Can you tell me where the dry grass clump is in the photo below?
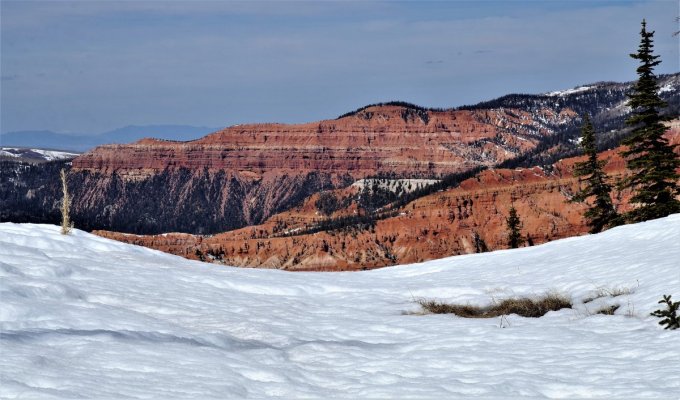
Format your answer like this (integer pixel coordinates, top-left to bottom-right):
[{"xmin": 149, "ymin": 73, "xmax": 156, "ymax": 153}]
[
  {"xmin": 418, "ymin": 293, "xmax": 571, "ymax": 318},
  {"xmin": 583, "ymin": 286, "xmax": 635, "ymax": 304},
  {"xmin": 594, "ymin": 304, "xmax": 620, "ymax": 315}
]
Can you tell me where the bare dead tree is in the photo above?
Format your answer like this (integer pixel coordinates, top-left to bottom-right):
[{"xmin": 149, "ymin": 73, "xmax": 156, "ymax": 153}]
[{"xmin": 60, "ymin": 169, "xmax": 73, "ymax": 235}]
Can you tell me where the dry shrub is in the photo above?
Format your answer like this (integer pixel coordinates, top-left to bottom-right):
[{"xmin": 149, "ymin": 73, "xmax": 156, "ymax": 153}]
[
  {"xmin": 417, "ymin": 302, "xmax": 481, "ymax": 317},
  {"xmin": 419, "ymin": 293, "xmax": 571, "ymax": 318}
]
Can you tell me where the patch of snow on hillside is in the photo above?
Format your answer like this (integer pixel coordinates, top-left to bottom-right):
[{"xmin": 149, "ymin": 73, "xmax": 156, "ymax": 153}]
[
  {"xmin": 1, "ymin": 217, "xmax": 679, "ymax": 398},
  {"xmin": 658, "ymin": 83, "xmax": 676, "ymax": 94},
  {"xmin": 0, "ymin": 149, "xmax": 21, "ymax": 158},
  {"xmin": 352, "ymin": 178, "xmax": 439, "ymax": 193},
  {"xmin": 0, "ymin": 147, "xmax": 79, "ymax": 161},
  {"xmin": 546, "ymin": 86, "xmax": 593, "ymax": 97},
  {"xmin": 31, "ymin": 149, "xmax": 80, "ymax": 161}
]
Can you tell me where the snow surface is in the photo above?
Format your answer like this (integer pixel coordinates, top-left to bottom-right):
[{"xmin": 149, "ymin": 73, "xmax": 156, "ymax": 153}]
[
  {"xmin": 0, "ymin": 148, "xmax": 79, "ymax": 161},
  {"xmin": 658, "ymin": 83, "xmax": 677, "ymax": 94},
  {"xmin": 1, "ymin": 217, "xmax": 680, "ymax": 399},
  {"xmin": 352, "ymin": 178, "xmax": 440, "ymax": 193},
  {"xmin": 546, "ymin": 86, "xmax": 593, "ymax": 97}
]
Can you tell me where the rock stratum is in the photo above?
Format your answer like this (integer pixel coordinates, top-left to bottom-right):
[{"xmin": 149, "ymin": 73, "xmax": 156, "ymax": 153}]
[{"xmin": 74, "ymin": 106, "xmax": 558, "ymax": 175}]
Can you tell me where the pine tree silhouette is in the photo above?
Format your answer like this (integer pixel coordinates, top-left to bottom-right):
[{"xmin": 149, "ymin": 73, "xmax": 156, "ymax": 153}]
[
  {"xmin": 571, "ymin": 114, "xmax": 621, "ymax": 233},
  {"xmin": 506, "ymin": 206, "xmax": 524, "ymax": 249},
  {"xmin": 619, "ymin": 20, "xmax": 680, "ymax": 222},
  {"xmin": 650, "ymin": 295, "xmax": 679, "ymax": 330}
]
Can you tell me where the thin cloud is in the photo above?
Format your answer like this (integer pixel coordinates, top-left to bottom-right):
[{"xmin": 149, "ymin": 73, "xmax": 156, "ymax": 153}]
[{"xmin": 1, "ymin": 1, "xmax": 678, "ymax": 134}]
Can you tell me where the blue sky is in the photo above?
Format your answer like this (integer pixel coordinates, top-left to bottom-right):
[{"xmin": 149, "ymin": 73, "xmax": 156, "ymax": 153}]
[{"xmin": 1, "ymin": 0, "xmax": 678, "ymax": 135}]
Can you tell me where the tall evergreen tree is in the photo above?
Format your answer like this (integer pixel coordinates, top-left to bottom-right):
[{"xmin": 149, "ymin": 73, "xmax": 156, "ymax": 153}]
[
  {"xmin": 571, "ymin": 114, "xmax": 621, "ymax": 233},
  {"xmin": 506, "ymin": 206, "xmax": 524, "ymax": 249},
  {"xmin": 619, "ymin": 20, "xmax": 680, "ymax": 222}
]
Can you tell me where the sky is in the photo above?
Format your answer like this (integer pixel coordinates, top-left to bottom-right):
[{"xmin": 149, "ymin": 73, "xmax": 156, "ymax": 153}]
[{"xmin": 1, "ymin": 0, "xmax": 679, "ymax": 135}]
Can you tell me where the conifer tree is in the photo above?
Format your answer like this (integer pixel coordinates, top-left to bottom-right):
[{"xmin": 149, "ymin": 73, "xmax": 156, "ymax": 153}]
[
  {"xmin": 526, "ymin": 234, "xmax": 534, "ymax": 247},
  {"xmin": 506, "ymin": 206, "xmax": 524, "ymax": 248},
  {"xmin": 473, "ymin": 232, "xmax": 489, "ymax": 253},
  {"xmin": 619, "ymin": 20, "xmax": 680, "ymax": 222},
  {"xmin": 650, "ymin": 294, "xmax": 679, "ymax": 330},
  {"xmin": 571, "ymin": 115, "xmax": 621, "ymax": 233}
]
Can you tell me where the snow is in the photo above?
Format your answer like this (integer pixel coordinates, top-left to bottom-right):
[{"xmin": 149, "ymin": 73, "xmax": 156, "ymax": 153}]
[
  {"xmin": 546, "ymin": 86, "xmax": 593, "ymax": 97},
  {"xmin": 0, "ymin": 149, "xmax": 21, "ymax": 158},
  {"xmin": 32, "ymin": 149, "xmax": 79, "ymax": 161},
  {"xmin": 658, "ymin": 83, "xmax": 677, "ymax": 94},
  {"xmin": 0, "ymin": 147, "xmax": 79, "ymax": 161},
  {"xmin": 352, "ymin": 178, "xmax": 440, "ymax": 193},
  {"xmin": 1, "ymin": 216, "xmax": 680, "ymax": 399}
]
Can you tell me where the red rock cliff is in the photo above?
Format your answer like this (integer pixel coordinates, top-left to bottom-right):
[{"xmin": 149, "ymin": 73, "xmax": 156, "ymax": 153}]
[
  {"xmin": 73, "ymin": 106, "xmax": 571, "ymax": 178},
  {"xmin": 94, "ymin": 124, "xmax": 680, "ymax": 271}
]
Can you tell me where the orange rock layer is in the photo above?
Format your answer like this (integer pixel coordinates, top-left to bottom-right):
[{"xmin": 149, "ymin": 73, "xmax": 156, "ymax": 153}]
[
  {"xmin": 73, "ymin": 106, "xmax": 572, "ymax": 179},
  {"xmin": 93, "ymin": 123, "xmax": 680, "ymax": 270},
  {"xmin": 93, "ymin": 142, "xmax": 672, "ymax": 272}
]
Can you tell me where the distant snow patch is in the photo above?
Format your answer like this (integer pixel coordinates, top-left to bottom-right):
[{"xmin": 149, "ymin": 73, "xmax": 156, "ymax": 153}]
[
  {"xmin": 0, "ymin": 147, "xmax": 80, "ymax": 161},
  {"xmin": 658, "ymin": 83, "xmax": 676, "ymax": 94},
  {"xmin": 546, "ymin": 86, "xmax": 593, "ymax": 97}
]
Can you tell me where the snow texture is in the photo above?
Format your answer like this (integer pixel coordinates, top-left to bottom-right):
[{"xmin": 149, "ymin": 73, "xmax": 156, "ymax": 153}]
[
  {"xmin": 658, "ymin": 83, "xmax": 677, "ymax": 94},
  {"xmin": 0, "ymin": 148, "xmax": 79, "ymax": 161},
  {"xmin": 545, "ymin": 86, "xmax": 593, "ymax": 97},
  {"xmin": 1, "ymin": 216, "xmax": 680, "ymax": 399},
  {"xmin": 352, "ymin": 178, "xmax": 440, "ymax": 193}
]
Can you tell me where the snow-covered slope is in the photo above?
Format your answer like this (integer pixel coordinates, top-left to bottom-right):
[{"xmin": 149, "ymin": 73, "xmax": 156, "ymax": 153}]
[
  {"xmin": 545, "ymin": 85, "xmax": 594, "ymax": 97},
  {"xmin": 0, "ymin": 147, "xmax": 79, "ymax": 162},
  {"xmin": 1, "ymin": 217, "xmax": 679, "ymax": 399}
]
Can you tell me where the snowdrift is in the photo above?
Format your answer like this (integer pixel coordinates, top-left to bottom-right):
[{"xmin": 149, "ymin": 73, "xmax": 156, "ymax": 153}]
[{"xmin": 1, "ymin": 216, "xmax": 679, "ymax": 398}]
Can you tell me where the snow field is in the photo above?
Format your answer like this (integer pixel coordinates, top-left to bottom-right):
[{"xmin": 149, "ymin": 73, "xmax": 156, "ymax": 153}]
[
  {"xmin": 1, "ymin": 216, "xmax": 679, "ymax": 398},
  {"xmin": 0, "ymin": 148, "xmax": 79, "ymax": 161}
]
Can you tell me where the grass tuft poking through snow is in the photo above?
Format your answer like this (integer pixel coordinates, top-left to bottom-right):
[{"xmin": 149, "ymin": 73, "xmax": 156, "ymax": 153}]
[
  {"xmin": 418, "ymin": 293, "xmax": 572, "ymax": 318},
  {"xmin": 583, "ymin": 285, "xmax": 636, "ymax": 303}
]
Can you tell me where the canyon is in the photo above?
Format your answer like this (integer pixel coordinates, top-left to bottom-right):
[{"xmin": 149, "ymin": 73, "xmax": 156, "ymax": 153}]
[
  {"xmin": 68, "ymin": 104, "xmax": 572, "ymax": 234},
  {"xmin": 1, "ymin": 74, "xmax": 678, "ymax": 249},
  {"xmin": 94, "ymin": 121, "xmax": 680, "ymax": 270}
]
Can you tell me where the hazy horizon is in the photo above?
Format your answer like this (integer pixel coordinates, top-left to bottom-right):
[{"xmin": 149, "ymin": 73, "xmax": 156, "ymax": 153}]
[{"xmin": 2, "ymin": 0, "xmax": 679, "ymax": 136}]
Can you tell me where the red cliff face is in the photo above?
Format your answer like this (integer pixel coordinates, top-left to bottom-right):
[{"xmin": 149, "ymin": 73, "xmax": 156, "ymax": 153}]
[
  {"xmin": 73, "ymin": 106, "xmax": 569, "ymax": 177},
  {"xmin": 70, "ymin": 105, "xmax": 575, "ymax": 233},
  {"xmin": 93, "ymin": 161, "xmax": 599, "ymax": 270},
  {"xmin": 93, "ymin": 124, "xmax": 680, "ymax": 271}
]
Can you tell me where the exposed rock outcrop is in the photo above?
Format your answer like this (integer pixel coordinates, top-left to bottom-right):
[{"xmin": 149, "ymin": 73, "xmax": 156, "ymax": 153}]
[
  {"xmin": 69, "ymin": 104, "xmax": 575, "ymax": 233},
  {"xmin": 93, "ymin": 124, "xmax": 680, "ymax": 271}
]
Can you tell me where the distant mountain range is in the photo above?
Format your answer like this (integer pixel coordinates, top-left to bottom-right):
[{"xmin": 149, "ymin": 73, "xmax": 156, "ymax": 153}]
[
  {"xmin": 1, "ymin": 74, "xmax": 678, "ymax": 243},
  {"xmin": 0, "ymin": 125, "xmax": 219, "ymax": 152}
]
